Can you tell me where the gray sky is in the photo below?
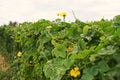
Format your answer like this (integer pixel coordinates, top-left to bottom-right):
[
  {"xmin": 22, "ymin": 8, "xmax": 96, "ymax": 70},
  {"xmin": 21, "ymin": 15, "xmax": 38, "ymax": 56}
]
[{"xmin": 0, "ymin": 0, "xmax": 120, "ymax": 25}]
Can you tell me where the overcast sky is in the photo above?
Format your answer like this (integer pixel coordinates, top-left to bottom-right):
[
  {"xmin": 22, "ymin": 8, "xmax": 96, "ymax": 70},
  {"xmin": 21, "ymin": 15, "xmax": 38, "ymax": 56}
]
[{"xmin": 0, "ymin": 0, "xmax": 120, "ymax": 25}]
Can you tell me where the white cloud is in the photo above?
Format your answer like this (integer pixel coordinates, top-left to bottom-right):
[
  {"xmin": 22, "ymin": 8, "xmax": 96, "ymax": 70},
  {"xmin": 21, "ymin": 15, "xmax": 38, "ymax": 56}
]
[{"xmin": 0, "ymin": 0, "xmax": 120, "ymax": 25}]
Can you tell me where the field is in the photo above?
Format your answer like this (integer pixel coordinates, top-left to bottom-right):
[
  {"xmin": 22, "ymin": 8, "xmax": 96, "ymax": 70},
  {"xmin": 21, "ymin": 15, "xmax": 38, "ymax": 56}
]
[{"xmin": 0, "ymin": 14, "xmax": 120, "ymax": 80}]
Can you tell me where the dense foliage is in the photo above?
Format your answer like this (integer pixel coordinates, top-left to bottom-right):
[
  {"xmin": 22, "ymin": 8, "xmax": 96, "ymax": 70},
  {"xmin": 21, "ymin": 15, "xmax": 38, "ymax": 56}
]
[{"xmin": 0, "ymin": 15, "xmax": 120, "ymax": 80}]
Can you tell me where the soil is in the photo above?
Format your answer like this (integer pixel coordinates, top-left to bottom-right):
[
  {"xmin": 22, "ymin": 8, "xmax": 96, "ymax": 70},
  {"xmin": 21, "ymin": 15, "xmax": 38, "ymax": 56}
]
[{"xmin": 0, "ymin": 55, "xmax": 8, "ymax": 71}]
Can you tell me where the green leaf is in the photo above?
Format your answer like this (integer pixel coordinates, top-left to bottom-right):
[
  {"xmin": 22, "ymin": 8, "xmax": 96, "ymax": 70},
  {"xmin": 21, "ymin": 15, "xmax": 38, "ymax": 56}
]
[
  {"xmin": 97, "ymin": 60, "xmax": 110, "ymax": 73},
  {"xmin": 70, "ymin": 49, "xmax": 90, "ymax": 59},
  {"xmin": 78, "ymin": 38, "xmax": 86, "ymax": 51},
  {"xmin": 83, "ymin": 25, "xmax": 89, "ymax": 35},
  {"xmin": 51, "ymin": 39, "xmax": 59, "ymax": 47},
  {"xmin": 81, "ymin": 74, "xmax": 93, "ymax": 80},
  {"xmin": 82, "ymin": 66, "xmax": 99, "ymax": 80},
  {"xmin": 52, "ymin": 44, "xmax": 67, "ymax": 58},
  {"xmin": 43, "ymin": 58, "xmax": 74, "ymax": 80},
  {"xmin": 97, "ymin": 45, "xmax": 116, "ymax": 56}
]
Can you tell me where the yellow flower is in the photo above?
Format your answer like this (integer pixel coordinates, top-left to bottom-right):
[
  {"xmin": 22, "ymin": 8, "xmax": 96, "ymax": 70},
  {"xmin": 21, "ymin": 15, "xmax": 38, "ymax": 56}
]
[
  {"xmin": 46, "ymin": 26, "xmax": 52, "ymax": 29},
  {"xmin": 74, "ymin": 66, "xmax": 79, "ymax": 71},
  {"xmin": 70, "ymin": 67, "xmax": 80, "ymax": 78},
  {"xmin": 57, "ymin": 12, "xmax": 67, "ymax": 17},
  {"xmin": 17, "ymin": 51, "xmax": 22, "ymax": 57},
  {"xmin": 67, "ymin": 47, "xmax": 73, "ymax": 52}
]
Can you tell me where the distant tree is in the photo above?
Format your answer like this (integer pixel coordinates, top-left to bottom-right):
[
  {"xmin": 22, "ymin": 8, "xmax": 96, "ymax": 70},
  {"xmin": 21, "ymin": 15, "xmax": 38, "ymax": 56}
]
[
  {"xmin": 8, "ymin": 21, "xmax": 18, "ymax": 26},
  {"xmin": 113, "ymin": 15, "xmax": 120, "ymax": 27}
]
